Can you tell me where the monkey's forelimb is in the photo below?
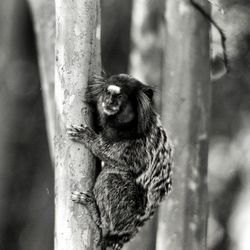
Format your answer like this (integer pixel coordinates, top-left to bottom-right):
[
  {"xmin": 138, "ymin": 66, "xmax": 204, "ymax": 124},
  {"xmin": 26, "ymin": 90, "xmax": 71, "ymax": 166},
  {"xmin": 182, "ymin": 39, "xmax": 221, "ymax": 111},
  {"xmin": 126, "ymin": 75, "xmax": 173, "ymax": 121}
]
[
  {"xmin": 67, "ymin": 124, "xmax": 133, "ymax": 168},
  {"xmin": 67, "ymin": 125, "xmax": 117, "ymax": 163}
]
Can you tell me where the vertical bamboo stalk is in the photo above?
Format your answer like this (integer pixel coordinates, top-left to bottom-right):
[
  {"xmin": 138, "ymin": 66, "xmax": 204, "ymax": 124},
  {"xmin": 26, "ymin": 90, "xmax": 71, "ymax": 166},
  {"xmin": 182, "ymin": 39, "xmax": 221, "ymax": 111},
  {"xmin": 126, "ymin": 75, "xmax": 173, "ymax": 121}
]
[
  {"xmin": 157, "ymin": 0, "xmax": 210, "ymax": 250},
  {"xmin": 54, "ymin": 0, "xmax": 101, "ymax": 249}
]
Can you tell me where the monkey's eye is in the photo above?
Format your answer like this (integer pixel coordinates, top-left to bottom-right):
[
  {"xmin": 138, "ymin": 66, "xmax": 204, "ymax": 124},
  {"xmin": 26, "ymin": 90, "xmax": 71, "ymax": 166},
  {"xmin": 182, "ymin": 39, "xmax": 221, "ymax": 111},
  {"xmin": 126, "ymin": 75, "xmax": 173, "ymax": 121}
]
[{"xmin": 105, "ymin": 89, "xmax": 112, "ymax": 96}]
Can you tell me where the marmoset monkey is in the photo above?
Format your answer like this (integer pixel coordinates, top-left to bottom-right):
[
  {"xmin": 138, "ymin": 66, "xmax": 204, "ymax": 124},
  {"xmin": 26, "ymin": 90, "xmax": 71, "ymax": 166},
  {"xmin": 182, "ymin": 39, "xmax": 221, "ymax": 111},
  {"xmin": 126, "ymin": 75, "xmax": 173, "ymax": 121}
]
[{"xmin": 67, "ymin": 73, "xmax": 173, "ymax": 250}]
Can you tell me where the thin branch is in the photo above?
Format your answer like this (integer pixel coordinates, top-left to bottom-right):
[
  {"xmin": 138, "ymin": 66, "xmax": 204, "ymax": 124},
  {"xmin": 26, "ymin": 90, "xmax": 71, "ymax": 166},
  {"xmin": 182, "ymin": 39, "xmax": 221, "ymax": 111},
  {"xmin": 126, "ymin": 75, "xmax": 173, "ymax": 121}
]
[
  {"xmin": 190, "ymin": 0, "xmax": 229, "ymax": 73},
  {"xmin": 207, "ymin": 0, "xmax": 225, "ymax": 14}
]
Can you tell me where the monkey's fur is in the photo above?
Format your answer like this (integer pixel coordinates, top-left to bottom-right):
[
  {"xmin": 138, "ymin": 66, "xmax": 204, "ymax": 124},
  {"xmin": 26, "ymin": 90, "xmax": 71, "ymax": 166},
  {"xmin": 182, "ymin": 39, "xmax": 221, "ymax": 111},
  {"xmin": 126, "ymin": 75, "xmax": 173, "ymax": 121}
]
[{"xmin": 67, "ymin": 74, "xmax": 173, "ymax": 250}]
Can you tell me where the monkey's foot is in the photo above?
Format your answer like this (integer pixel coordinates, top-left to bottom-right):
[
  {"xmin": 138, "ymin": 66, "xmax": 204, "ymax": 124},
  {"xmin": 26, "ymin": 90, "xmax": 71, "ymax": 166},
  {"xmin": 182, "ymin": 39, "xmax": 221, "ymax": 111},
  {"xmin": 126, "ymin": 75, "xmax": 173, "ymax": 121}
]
[
  {"xmin": 67, "ymin": 124, "xmax": 94, "ymax": 141},
  {"xmin": 113, "ymin": 243, "xmax": 123, "ymax": 250},
  {"xmin": 71, "ymin": 190, "xmax": 102, "ymax": 229},
  {"xmin": 71, "ymin": 190, "xmax": 94, "ymax": 204},
  {"xmin": 110, "ymin": 233, "xmax": 132, "ymax": 250}
]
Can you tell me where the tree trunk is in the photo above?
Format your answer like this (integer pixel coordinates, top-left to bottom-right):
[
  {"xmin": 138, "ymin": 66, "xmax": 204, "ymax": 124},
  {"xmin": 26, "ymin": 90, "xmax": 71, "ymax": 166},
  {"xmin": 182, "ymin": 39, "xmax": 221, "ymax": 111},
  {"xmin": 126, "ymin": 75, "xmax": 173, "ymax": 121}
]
[
  {"xmin": 123, "ymin": 1, "xmax": 165, "ymax": 250},
  {"xmin": 54, "ymin": 0, "xmax": 101, "ymax": 250},
  {"xmin": 27, "ymin": 0, "xmax": 56, "ymax": 161},
  {"xmin": 157, "ymin": 0, "xmax": 210, "ymax": 250}
]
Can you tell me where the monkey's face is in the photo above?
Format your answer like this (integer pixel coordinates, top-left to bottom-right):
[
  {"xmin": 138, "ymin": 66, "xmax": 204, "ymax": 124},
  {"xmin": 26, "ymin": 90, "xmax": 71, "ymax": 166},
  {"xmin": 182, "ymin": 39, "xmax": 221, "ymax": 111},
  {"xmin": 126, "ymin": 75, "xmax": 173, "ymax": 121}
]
[
  {"xmin": 101, "ymin": 85, "xmax": 123, "ymax": 116},
  {"xmin": 101, "ymin": 85, "xmax": 124, "ymax": 115},
  {"xmin": 98, "ymin": 83, "xmax": 135, "ymax": 125}
]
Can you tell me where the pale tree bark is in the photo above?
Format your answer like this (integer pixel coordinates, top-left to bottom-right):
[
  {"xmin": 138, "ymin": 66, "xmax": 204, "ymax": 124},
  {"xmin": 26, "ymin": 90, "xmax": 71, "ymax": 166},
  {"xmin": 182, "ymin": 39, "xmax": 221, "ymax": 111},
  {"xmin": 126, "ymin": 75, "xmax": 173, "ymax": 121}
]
[
  {"xmin": 123, "ymin": 1, "xmax": 165, "ymax": 250},
  {"xmin": 157, "ymin": 0, "xmax": 210, "ymax": 250},
  {"xmin": 54, "ymin": 1, "xmax": 101, "ymax": 250},
  {"xmin": 27, "ymin": 0, "xmax": 56, "ymax": 161}
]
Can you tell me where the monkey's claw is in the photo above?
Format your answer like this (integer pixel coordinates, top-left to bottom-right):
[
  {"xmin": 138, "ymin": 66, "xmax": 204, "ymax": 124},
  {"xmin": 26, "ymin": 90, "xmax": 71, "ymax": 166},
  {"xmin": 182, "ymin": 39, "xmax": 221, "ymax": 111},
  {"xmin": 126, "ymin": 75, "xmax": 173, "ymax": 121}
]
[
  {"xmin": 71, "ymin": 191, "xmax": 82, "ymax": 203},
  {"xmin": 71, "ymin": 190, "xmax": 94, "ymax": 204},
  {"xmin": 67, "ymin": 125, "xmax": 84, "ymax": 140},
  {"xmin": 67, "ymin": 124, "xmax": 94, "ymax": 141},
  {"xmin": 113, "ymin": 243, "xmax": 123, "ymax": 250}
]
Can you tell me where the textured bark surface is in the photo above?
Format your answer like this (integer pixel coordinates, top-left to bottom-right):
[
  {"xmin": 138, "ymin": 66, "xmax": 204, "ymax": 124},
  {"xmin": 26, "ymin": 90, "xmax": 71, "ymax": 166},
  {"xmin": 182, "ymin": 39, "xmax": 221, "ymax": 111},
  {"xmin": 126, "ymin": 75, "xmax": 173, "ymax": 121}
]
[
  {"xmin": 54, "ymin": 1, "xmax": 101, "ymax": 250},
  {"xmin": 27, "ymin": 0, "xmax": 56, "ymax": 160},
  {"xmin": 157, "ymin": 0, "xmax": 210, "ymax": 250}
]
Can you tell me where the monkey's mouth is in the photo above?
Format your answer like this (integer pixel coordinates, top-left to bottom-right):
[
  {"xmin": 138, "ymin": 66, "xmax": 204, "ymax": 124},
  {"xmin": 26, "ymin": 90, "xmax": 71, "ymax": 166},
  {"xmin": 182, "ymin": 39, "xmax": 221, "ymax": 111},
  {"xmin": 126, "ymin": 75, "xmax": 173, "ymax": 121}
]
[{"xmin": 102, "ymin": 102, "xmax": 119, "ymax": 116}]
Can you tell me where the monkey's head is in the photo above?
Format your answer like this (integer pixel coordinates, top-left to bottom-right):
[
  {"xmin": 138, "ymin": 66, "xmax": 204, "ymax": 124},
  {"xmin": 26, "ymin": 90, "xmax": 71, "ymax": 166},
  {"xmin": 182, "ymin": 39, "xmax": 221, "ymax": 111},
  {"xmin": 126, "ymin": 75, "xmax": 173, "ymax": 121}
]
[{"xmin": 86, "ymin": 73, "xmax": 155, "ymax": 136}]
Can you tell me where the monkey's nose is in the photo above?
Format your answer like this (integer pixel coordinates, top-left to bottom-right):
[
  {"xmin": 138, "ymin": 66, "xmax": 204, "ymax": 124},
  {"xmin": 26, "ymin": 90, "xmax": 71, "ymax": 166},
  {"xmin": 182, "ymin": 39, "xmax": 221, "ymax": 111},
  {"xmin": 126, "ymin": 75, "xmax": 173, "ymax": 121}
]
[
  {"xmin": 106, "ymin": 99, "xmax": 112, "ymax": 105},
  {"xmin": 106, "ymin": 96, "xmax": 115, "ymax": 105}
]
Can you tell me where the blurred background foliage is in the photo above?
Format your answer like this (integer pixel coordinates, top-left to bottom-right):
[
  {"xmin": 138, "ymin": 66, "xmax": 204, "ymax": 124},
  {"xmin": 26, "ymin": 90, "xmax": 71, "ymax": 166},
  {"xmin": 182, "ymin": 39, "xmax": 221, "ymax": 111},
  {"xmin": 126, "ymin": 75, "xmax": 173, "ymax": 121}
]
[{"xmin": 0, "ymin": 0, "xmax": 249, "ymax": 249}]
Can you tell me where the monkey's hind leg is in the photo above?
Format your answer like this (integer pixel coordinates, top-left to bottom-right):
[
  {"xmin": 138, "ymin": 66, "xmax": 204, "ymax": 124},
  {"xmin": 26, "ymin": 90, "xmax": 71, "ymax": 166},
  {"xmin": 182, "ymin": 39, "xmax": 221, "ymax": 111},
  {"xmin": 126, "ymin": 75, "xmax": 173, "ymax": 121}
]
[{"xmin": 103, "ymin": 232, "xmax": 133, "ymax": 250}]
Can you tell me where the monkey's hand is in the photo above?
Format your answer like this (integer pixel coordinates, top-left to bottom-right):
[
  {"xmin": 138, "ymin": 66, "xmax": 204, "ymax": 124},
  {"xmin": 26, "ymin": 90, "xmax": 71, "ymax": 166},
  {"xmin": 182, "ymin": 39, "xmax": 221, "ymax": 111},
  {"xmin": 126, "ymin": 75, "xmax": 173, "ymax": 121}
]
[
  {"xmin": 67, "ymin": 124, "xmax": 125, "ymax": 167},
  {"xmin": 67, "ymin": 124, "xmax": 96, "ymax": 145}
]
